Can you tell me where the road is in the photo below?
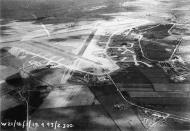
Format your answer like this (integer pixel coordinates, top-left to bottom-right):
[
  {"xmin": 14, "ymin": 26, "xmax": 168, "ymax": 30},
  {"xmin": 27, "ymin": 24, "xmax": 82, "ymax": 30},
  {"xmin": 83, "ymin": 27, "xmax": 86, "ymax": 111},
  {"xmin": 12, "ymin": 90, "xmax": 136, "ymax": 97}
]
[{"xmin": 88, "ymin": 76, "xmax": 146, "ymax": 131}]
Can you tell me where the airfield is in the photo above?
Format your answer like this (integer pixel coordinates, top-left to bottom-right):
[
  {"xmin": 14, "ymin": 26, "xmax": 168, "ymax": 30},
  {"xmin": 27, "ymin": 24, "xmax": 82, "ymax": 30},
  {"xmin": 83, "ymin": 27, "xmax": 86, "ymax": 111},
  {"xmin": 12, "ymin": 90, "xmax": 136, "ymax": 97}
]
[{"xmin": 1, "ymin": 0, "xmax": 190, "ymax": 131}]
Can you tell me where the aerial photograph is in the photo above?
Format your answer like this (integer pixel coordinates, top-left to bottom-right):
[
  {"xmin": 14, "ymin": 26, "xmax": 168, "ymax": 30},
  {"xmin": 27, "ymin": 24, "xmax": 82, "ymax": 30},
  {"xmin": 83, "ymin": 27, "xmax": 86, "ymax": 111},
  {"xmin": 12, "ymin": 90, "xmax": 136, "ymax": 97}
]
[{"xmin": 0, "ymin": 0, "xmax": 190, "ymax": 131}]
